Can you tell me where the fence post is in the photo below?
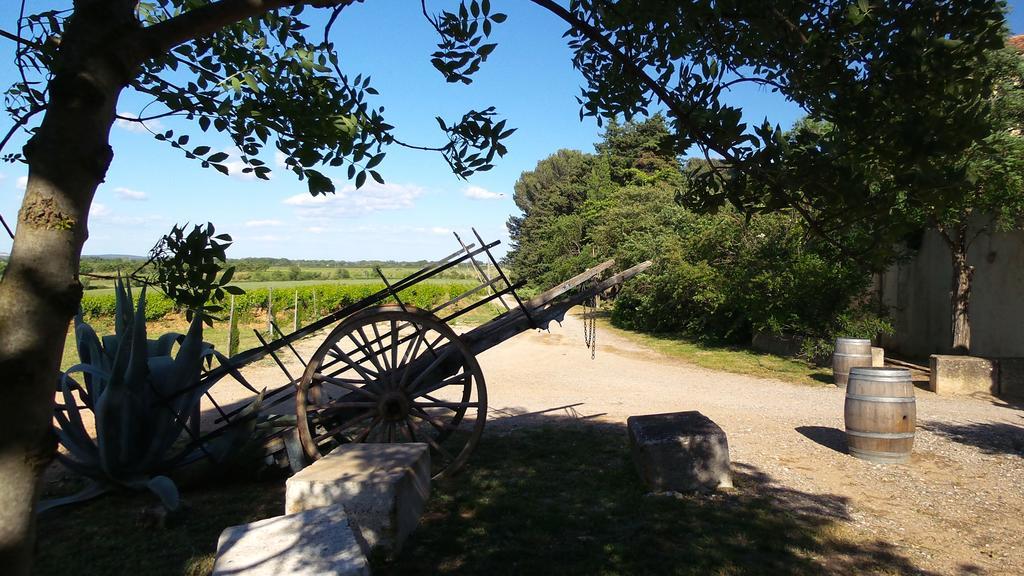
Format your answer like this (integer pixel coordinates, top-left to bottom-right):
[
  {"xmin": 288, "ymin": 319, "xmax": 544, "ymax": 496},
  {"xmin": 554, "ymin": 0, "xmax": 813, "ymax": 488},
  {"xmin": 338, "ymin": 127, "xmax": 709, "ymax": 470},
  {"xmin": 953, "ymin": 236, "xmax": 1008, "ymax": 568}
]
[
  {"xmin": 293, "ymin": 289, "xmax": 299, "ymax": 332},
  {"xmin": 227, "ymin": 295, "xmax": 239, "ymax": 357},
  {"xmin": 267, "ymin": 286, "xmax": 274, "ymax": 336}
]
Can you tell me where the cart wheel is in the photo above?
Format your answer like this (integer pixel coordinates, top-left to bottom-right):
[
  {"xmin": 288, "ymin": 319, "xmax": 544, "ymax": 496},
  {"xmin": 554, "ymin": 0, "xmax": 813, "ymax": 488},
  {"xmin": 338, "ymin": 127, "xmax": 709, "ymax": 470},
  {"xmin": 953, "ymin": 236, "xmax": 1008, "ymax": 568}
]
[{"xmin": 296, "ymin": 304, "xmax": 486, "ymax": 479}]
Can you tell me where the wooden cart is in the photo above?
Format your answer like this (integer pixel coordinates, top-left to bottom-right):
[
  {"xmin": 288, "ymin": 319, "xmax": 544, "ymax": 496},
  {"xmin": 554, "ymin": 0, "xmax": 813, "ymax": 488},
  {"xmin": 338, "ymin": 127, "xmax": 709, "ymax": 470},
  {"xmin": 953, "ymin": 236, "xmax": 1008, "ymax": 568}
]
[{"xmin": 192, "ymin": 230, "xmax": 651, "ymax": 478}]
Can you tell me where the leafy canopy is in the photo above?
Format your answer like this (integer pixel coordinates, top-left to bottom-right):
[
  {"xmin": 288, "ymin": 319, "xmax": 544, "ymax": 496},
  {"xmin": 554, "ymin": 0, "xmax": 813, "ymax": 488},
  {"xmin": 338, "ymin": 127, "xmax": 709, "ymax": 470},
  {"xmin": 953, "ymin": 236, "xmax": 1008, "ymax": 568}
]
[{"xmin": 4, "ymin": 0, "xmax": 516, "ymax": 195}]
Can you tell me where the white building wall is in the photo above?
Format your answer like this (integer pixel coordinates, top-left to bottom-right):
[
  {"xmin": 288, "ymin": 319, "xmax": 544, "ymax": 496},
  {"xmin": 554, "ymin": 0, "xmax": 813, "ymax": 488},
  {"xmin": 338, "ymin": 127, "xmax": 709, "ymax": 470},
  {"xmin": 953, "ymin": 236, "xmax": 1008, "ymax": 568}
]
[{"xmin": 880, "ymin": 226, "xmax": 1024, "ymax": 359}]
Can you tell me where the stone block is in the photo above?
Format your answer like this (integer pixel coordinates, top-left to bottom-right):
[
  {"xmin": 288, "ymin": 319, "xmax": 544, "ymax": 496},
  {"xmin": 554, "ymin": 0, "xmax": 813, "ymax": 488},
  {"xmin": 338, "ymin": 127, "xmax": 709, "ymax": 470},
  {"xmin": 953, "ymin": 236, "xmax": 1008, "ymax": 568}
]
[
  {"xmin": 627, "ymin": 411, "xmax": 732, "ymax": 492},
  {"xmin": 997, "ymin": 358, "xmax": 1024, "ymax": 398},
  {"xmin": 751, "ymin": 331, "xmax": 804, "ymax": 357},
  {"xmin": 212, "ymin": 505, "xmax": 368, "ymax": 576},
  {"xmin": 929, "ymin": 355, "xmax": 999, "ymax": 395},
  {"xmin": 286, "ymin": 443, "xmax": 430, "ymax": 555},
  {"xmin": 871, "ymin": 347, "xmax": 885, "ymax": 367}
]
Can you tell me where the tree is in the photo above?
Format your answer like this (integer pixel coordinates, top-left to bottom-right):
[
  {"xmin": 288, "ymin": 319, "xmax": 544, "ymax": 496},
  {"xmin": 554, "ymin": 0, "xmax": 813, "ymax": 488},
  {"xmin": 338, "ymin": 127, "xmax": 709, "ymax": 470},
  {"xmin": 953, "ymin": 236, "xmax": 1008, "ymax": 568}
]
[
  {"xmin": 931, "ymin": 44, "xmax": 1024, "ymax": 353},
  {"xmin": 767, "ymin": 43, "xmax": 1024, "ymax": 353},
  {"xmin": 506, "ymin": 148, "xmax": 596, "ymax": 285},
  {"xmin": 0, "ymin": 2, "xmax": 1009, "ymax": 572}
]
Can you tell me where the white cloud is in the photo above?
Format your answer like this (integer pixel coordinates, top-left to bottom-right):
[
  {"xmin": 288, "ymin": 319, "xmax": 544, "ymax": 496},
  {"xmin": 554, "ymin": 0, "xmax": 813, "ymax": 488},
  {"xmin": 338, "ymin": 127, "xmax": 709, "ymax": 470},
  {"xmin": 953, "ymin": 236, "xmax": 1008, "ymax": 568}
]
[
  {"xmin": 91, "ymin": 203, "xmax": 111, "ymax": 217},
  {"xmin": 464, "ymin": 185, "xmax": 504, "ymax": 200},
  {"xmin": 16, "ymin": 176, "xmax": 27, "ymax": 190},
  {"xmin": 307, "ymin": 226, "xmax": 326, "ymax": 234},
  {"xmin": 429, "ymin": 227, "xmax": 452, "ymax": 235},
  {"xmin": 114, "ymin": 186, "xmax": 147, "ymax": 201},
  {"xmin": 245, "ymin": 219, "xmax": 283, "ymax": 228},
  {"xmin": 283, "ymin": 181, "xmax": 424, "ymax": 219},
  {"xmin": 114, "ymin": 112, "xmax": 164, "ymax": 133}
]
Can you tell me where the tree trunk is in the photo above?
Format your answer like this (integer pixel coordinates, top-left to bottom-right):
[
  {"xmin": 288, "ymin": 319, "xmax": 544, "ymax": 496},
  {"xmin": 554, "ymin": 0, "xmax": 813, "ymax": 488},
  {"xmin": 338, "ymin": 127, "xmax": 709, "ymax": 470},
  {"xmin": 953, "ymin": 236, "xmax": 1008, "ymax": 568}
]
[
  {"xmin": 946, "ymin": 226, "xmax": 974, "ymax": 354},
  {"xmin": 0, "ymin": 4, "xmax": 135, "ymax": 573}
]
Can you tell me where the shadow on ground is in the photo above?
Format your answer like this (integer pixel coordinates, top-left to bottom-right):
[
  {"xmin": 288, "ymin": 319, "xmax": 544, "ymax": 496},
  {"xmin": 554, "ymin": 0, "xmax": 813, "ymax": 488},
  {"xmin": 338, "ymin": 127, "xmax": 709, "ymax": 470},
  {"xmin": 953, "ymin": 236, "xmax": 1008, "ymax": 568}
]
[
  {"xmin": 37, "ymin": 408, "xmax": 941, "ymax": 575},
  {"xmin": 376, "ymin": 415, "xmax": 937, "ymax": 576},
  {"xmin": 919, "ymin": 420, "xmax": 1024, "ymax": 457},
  {"xmin": 796, "ymin": 425, "xmax": 848, "ymax": 455},
  {"xmin": 34, "ymin": 479, "xmax": 286, "ymax": 576},
  {"xmin": 810, "ymin": 373, "xmax": 835, "ymax": 385}
]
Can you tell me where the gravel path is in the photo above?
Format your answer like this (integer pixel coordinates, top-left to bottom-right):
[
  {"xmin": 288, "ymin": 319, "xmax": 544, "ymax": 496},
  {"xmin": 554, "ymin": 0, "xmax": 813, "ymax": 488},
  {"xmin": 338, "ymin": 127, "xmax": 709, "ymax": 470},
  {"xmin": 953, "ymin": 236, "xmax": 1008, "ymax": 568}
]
[
  {"xmin": 473, "ymin": 314, "xmax": 1024, "ymax": 576},
  {"xmin": 204, "ymin": 311, "xmax": 1024, "ymax": 575}
]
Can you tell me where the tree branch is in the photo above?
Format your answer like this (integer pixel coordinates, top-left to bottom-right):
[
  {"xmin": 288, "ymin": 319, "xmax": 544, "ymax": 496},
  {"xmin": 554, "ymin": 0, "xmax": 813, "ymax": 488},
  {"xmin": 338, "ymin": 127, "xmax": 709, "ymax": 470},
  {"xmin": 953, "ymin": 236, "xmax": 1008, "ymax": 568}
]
[
  {"xmin": 528, "ymin": 0, "xmax": 739, "ymax": 165},
  {"xmin": 0, "ymin": 28, "xmax": 44, "ymax": 50},
  {"xmin": 0, "ymin": 105, "xmax": 45, "ymax": 157},
  {"xmin": 137, "ymin": 0, "xmax": 357, "ymax": 58}
]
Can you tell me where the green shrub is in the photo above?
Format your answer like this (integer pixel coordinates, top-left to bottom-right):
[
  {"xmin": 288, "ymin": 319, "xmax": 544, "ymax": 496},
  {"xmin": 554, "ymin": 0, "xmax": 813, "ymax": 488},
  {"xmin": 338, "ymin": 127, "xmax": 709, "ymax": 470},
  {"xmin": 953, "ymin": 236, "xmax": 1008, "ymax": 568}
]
[{"xmin": 611, "ymin": 210, "xmax": 883, "ymax": 346}]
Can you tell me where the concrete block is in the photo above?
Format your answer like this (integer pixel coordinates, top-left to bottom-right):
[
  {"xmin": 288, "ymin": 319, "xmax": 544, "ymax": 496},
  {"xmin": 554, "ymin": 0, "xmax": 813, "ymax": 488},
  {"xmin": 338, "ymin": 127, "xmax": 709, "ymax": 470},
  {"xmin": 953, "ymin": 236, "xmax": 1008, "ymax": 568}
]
[
  {"xmin": 627, "ymin": 411, "xmax": 732, "ymax": 492},
  {"xmin": 871, "ymin": 347, "xmax": 885, "ymax": 367},
  {"xmin": 286, "ymin": 443, "xmax": 430, "ymax": 555},
  {"xmin": 212, "ymin": 505, "xmax": 368, "ymax": 576},
  {"xmin": 929, "ymin": 355, "xmax": 999, "ymax": 395},
  {"xmin": 751, "ymin": 331, "xmax": 804, "ymax": 357},
  {"xmin": 997, "ymin": 358, "xmax": 1024, "ymax": 398}
]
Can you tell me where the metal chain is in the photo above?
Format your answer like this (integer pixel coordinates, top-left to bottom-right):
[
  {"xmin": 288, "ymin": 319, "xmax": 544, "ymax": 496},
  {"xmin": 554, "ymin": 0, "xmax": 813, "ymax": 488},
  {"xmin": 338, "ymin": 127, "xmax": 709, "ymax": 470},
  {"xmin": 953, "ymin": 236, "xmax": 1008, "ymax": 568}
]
[{"xmin": 582, "ymin": 280, "xmax": 597, "ymax": 360}]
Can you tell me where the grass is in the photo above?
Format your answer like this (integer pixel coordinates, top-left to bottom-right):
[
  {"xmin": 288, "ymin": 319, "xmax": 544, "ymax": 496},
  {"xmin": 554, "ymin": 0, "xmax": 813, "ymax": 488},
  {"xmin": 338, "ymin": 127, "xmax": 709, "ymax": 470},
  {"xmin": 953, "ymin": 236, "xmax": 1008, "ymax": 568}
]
[
  {"xmin": 35, "ymin": 423, "xmax": 928, "ymax": 576},
  {"xmin": 597, "ymin": 317, "xmax": 833, "ymax": 387},
  {"xmin": 371, "ymin": 423, "xmax": 927, "ymax": 575},
  {"xmin": 34, "ymin": 479, "xmax": 285, "ymax": 576}
]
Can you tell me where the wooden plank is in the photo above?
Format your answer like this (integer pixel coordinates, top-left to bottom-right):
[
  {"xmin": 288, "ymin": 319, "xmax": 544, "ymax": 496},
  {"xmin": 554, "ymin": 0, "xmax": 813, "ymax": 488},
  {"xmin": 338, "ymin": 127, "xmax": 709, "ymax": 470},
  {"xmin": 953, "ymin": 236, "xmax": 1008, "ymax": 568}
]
[{"xmin": 526, "ymin": 259, "xmax": 614, "ymax": 309}]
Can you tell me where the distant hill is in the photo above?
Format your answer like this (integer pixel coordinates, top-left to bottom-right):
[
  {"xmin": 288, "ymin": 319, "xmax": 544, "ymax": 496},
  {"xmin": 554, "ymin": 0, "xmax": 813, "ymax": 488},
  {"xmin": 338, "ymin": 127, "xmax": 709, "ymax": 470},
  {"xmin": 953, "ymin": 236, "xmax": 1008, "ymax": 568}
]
[{"xmin": 84, "ymin": 254, "xmax": 147, "ymax": 260}]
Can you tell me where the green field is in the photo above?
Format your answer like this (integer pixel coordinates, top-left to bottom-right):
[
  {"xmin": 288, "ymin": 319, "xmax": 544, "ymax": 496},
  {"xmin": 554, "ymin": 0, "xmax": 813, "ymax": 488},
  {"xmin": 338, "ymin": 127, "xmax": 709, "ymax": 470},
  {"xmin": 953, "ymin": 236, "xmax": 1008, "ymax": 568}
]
[{"xmin": 80, "ymin": 276, "xmax": 472, "ymax": 297}]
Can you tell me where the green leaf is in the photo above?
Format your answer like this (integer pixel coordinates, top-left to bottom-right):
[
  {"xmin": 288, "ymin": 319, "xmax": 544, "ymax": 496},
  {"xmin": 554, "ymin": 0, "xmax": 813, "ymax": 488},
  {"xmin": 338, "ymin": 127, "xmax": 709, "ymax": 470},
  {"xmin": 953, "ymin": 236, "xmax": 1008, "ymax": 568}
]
[{"xmin": 208, "ymin": 152, "xmax": 229, "ymax": 163}]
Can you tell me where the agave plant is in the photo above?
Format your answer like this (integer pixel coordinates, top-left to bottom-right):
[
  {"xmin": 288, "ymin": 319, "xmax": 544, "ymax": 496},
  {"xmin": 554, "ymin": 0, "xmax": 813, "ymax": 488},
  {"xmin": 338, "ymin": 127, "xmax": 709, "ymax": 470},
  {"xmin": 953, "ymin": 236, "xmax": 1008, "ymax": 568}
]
[{"xmin": 45, "ymin": 280, "xmax": 260, "ymax": 512}]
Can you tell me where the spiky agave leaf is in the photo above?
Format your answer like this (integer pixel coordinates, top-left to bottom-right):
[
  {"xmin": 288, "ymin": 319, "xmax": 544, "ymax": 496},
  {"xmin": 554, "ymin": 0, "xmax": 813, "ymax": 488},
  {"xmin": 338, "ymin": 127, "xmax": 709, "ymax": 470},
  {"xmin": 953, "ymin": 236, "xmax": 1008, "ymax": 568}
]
[
  {"xmin": 53, "ymin": 372, "xmax": 101, "ymax": 471},
  {"xmin": 73, "ymin": 312, "xmax": 107, "ymax": 402},
  {"xmin": 36, "ymin": 482, "xmax": 111, "ymax": 514}
]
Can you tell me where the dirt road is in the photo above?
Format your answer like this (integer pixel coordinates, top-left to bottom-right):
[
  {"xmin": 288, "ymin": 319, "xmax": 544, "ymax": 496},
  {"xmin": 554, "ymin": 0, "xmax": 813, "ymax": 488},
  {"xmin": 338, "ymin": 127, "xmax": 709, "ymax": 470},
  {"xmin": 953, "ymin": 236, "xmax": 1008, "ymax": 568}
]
[
  {"xmin": 206, "ymin": 310, "xmax": 1023, "ymax": 574},
  {"xmin": 470, "ymin": 314, "xmax": 1024, "ymax": 576}
]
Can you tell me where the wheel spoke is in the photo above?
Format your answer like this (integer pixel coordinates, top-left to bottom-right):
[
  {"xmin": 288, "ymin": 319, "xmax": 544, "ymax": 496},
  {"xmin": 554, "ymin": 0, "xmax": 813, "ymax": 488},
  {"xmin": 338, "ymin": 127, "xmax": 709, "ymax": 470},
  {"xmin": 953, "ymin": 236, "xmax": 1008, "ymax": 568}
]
[
  {"xmin": 409, "ymin": 373, "xmax": 469, "ymax": 399},
  {"xmin": 328, "ymin": 344, "xmax": 379, "ymax": 382},
  {"xmin": 412, "ymin": 400, "xmax": 479, "ymax": 409},
  {"xmin": 409, "ymin": 405, "xmax": 457, "ymax": 432},
  {"xmin": 368, "ymin": 322, "xmax": 394, "ymax": 374},
  {"xmin": 355, "ymin": 415, "xmax": 383, "ymax": 443},
  {"xmin": 349, "ymin": 330, "xmax": 387, "ymax": 377},
  {"xmin": 312, "ymin": 373, "xmax": 379, "ymax": 399},
  {"xmin": 314, "ymin": 410, "xmax": 376, "ymax": 443},
  {"xmin": 398, "ymin": 330, "xmax": 427, "ymax": 388},
  {"xmin": 307, "ymin": 401, "xmax": 378, "ymax": 412},
  {"xmin": 407, "ymin": 346, "xmax": 456, "ymax": 392},
  {"xmin": 390, "ymin": 320, "xmax": 399, "ymax": 375}
]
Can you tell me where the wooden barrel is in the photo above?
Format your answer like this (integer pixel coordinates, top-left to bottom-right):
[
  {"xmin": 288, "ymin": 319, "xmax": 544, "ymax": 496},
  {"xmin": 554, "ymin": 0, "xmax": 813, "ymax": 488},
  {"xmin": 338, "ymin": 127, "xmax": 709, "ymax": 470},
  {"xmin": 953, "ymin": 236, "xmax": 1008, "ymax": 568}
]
[
  {"xmin": 844, "ymin": 367, "xmax": 916, "ymax": 464},
  {"xmin": 832, "ymin": 338, "xmax": 873, "ymax": 386}
]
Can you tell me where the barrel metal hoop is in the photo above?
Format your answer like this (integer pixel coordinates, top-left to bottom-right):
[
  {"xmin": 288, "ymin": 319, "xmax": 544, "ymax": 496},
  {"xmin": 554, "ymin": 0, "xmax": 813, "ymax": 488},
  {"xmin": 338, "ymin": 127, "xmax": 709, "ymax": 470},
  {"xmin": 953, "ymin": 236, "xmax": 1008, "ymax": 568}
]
[
  {"xmin": 848, "ymin": 447, "xmax": 911, "ymax": 461},
  {"xmin": 845, "ymin": 393, "xmax": 915, "ymax": 403},
  {"xmin": 833, "ymin": 353, "xmax": 872, "ymax": 358},
  {"xmin": 845, "ymin": 429, "xmax": 916, "ymax": 439}
]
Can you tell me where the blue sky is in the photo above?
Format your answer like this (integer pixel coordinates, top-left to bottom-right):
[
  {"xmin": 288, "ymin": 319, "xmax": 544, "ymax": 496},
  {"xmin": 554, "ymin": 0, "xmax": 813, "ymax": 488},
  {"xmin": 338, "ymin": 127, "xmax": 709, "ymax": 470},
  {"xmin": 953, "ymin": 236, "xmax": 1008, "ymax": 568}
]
[{"xmin": 1, "ymin": 1, "xmax": 1022, "ymax": 260}]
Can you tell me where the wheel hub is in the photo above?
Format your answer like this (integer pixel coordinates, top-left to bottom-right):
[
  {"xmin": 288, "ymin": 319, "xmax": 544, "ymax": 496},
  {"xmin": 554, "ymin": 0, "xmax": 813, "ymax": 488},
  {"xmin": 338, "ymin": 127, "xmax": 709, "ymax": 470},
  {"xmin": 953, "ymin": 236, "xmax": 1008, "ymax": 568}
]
[{"xmin": 378, "ymin": 390, "xmax": 409, "ymax": 422}]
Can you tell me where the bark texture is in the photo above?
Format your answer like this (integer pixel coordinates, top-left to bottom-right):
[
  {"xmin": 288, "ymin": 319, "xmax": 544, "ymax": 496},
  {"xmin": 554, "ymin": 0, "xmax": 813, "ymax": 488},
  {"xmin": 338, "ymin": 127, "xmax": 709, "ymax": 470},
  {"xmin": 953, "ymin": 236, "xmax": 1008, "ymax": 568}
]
[
  {"xmin": 940, "ymin": 225, "xmax": 974, "ymax": 355},
  {"xmin": 0, "ymin": 3, "xmax": 136, "ymax": 572}
]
